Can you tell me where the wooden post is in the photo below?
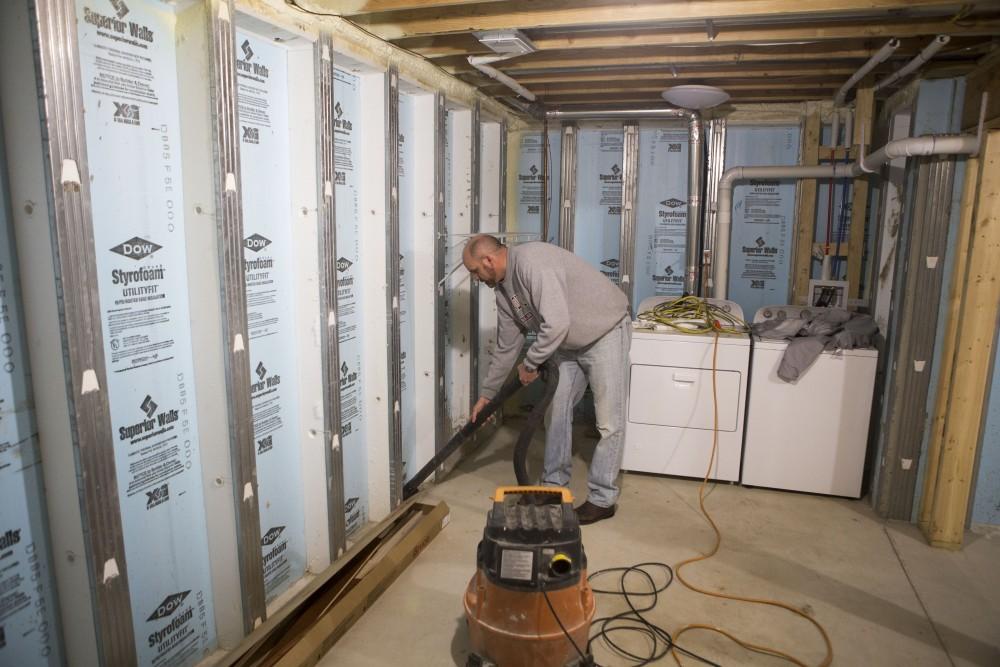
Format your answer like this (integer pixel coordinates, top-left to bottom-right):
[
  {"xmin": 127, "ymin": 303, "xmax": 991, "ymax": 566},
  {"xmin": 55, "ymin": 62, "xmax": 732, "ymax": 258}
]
[
  {"xmin": 847, "ymin": 84, "xmax": 874, "ymax": 300},
  {"xmin": 919, "ymin": 154, "xmax": 981, "ymax": 532},
  {"xmin": 792, "ymin": 102, "xmax": 820, "ymax": 304},
  {"xmin": 920, "ymin": 130, "xmax": 1000, "ymax": 549}
]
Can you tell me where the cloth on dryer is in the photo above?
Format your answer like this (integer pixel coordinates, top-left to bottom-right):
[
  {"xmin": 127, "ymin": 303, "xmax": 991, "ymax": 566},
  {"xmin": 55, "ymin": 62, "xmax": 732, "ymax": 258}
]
[{"xmin": 752, "ymin": 309, "xmax": 878, "ymax": 382}]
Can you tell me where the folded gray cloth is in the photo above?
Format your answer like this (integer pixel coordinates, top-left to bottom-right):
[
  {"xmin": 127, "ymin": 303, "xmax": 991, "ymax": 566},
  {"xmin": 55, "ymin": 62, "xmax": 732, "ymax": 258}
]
[
  {"xmin": 803, "ymin": 308, "xmax": 852, "ymax": 336},
  {"xmin": 830, "ymin": 314, "xmax": 878, "ymax": 350},
  {"xmin": 752, "ymin": 317, "xmax": 807, "ymax": 340},
  {"xmin": 778, "ymin": 335, "xmax": 830, "ymax": 382},
  {"xmin": 758, "ymin": 309, "xmax": 878, "ymax": 382}
]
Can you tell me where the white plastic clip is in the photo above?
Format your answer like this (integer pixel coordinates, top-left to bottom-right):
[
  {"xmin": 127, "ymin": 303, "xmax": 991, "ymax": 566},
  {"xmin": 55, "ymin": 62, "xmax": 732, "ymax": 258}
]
[
  {"xmin": 913, "ymin": 360, "xmax": 926, "ymax": 373},
  {"xmin": 233, "ymin": 333, "xmax": 245, "ymax": 352},
  {"xmin": 81, "ymin": 369, "xmax": 100, "ymax": 395},
  {"xmin": 218, "ymin": 1, "xmax": 231, "ymax": 22},
  {"xmin": 926, "ymin": 256, "xmax": 938, "ymax": 269},
  {"xmin": 225, "ymin": 172, "xmax": 237, "ymax": 192},
  {"xmin": 324, "ymin": 181, "xmax": 333, "ymax": 198},
  {"xmin": 61, "ymin": 159, "xmax": 81, "ymax": 190},
  {"xmin": 243, "ymin": 482, "xmax": 254, "ymax": 501},
  {"xmin": 102, "ymin": 558, "xmax": 120, "ymax": 583}
]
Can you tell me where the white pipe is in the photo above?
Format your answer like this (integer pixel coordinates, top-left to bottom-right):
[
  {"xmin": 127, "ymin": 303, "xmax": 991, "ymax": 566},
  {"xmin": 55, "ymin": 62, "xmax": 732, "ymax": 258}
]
[
  {"xmin": 545, "ymin": 108, "xmax": 695, "ymax": 120},
  {"xmin": 712, "ymin": 98, "xmax": 986, "ymax": 298},
  {"xmin": 467, "ymin": 56, "xmax": 536, "ymax": 101},
  {"xmin": 834, "ymin": 38, "xmax": 900, "ymax": 107},
  {"xmin": 875, "ymin": 35, "xmax": 950, "ymax": 92}
]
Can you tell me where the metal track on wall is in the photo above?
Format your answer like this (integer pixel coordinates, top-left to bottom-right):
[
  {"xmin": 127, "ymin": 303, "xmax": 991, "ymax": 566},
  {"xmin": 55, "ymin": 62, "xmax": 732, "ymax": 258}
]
[
  {"xmin": 315, "ymin": 33, "xmax": 347, "ymax": 557},
  {"xmin": 469, "ymin": 101, "xmax": 481, "ymax": 408},
  {"xmin": 30, "ymin": 0, "xmax": 136, "ymax": 662},
  {"xmin": 434, "ymin": 93, "xmax": 448, "ymax": 459},
  {"xmin": 876, "ymin": 156, "xmax": 957, "ymax": 520},
  {"xmin": 558, "ymin": 123, "xmax": 578, "ymax": 250},
  {"xmin": 386, "ymin": 66, "xmax": 403, "ymax": 508},
  {"xmin": 499, "ymin": 120, "xmax": 508, "ymax": 236},
  {"xmin": 209, "ymin": 0, "xmax": 267, "ymax": 630},
  {"xmin": 619, "ymin": 122, "xmax": 640, "ymax": 300}
]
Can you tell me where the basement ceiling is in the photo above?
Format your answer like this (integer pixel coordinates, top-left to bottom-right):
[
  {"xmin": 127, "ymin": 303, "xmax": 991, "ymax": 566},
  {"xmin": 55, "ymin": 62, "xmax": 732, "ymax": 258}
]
[{"xmin": 297, "ymin": 1, "xmax": 1000, "ymax": 109}]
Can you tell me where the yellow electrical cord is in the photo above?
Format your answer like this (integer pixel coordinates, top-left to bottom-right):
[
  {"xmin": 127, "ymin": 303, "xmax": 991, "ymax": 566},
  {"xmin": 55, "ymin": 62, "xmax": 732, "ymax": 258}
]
[
  {"xmin": 668, "ymin": 326, "xmax": 834, "ymax": 667},
  {"xmin": 637, "ymin": 295, "xmax": 749, "ymax": 336}
]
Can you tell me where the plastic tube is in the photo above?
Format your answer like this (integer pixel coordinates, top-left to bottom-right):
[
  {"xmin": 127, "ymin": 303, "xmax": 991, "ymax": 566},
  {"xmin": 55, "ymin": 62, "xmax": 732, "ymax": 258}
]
[
  {"xmin": 467, "ymin": 56, "xmax": 536, "ymax": 101},
  {"xmin": 874, "ymin": 35, "xmax": 950, "ymax": 92}
]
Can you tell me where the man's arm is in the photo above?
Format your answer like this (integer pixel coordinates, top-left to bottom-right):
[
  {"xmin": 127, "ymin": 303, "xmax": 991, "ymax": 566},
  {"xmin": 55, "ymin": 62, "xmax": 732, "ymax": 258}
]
[
  {"xmin": 480, "ymin": 292, "xmax": 525, "ymax": 400},
  {"xmin": 522, "ymin": 265, "xmax": 570, "ymax": 371}
]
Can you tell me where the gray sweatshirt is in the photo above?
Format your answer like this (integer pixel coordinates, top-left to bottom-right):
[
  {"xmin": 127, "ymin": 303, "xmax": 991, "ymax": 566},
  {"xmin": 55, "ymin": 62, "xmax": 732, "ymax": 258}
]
[{"xmin": 480, "ymin": 242, "xmax": 629, "ymax": 399}]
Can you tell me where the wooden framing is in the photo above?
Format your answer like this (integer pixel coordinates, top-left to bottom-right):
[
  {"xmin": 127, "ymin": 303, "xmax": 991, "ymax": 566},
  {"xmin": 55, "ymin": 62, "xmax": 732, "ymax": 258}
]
[
  {"xmin": 335, "ymin": 0, "xmax": 982, "ymax": 40},
  {"xmin": 394, "ymin": 17, "xmax": 1000, "ymax": 57},
  {"xmin": 919, "ymin": 130, "xmax": 1000, "ymax": 549},
  {"xmin": 219, "ymin": 498, "xmax": 450, "ymax": 665},
  {"xmin": 292, "ymin": 0, "xmax": 997, "ymax": 107},
  {"xmin": 792, "ymin": 102, "xmax": 820, "ymax": 305}
]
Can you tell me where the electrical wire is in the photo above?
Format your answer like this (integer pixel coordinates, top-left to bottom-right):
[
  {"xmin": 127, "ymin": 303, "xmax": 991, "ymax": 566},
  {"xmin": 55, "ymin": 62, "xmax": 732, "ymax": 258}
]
[
  {"xmin": 586, "ymin": 564, "xmax": 720, "ymax": 667},
  {"xmin": 668, "ymin": 331, "xmax": 835, "ymax": 667},
  {"xmin": 636, "ymin": 295, "xmax": 749, "ymax": 335},
  {"xmin": 541, "ymin": 583, "xmax": 591, "ymax": 665}
]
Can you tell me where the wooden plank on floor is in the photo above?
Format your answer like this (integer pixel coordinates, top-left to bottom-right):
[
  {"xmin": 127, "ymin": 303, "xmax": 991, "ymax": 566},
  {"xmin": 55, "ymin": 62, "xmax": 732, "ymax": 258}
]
[
  {"xmin": 274, "ymin": 501, "xmax": 451, "ymax": 666},
  {"xmin": 792, "ymin": 102, "xmax": 820, "ymax": 304},
  {"xmin": 218, "ymin": 495, "xmax": 434, "ymax": 667},
  {"xmin": 918, "ymin": 154, "xmax": 981, "ymax": 532},
  {"xmin": 922, "ymin": 130, "xmax": 1000, "ymax": 549}
]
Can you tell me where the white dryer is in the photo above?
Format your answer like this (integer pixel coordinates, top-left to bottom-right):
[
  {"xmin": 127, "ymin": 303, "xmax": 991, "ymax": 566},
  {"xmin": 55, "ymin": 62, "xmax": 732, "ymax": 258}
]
[
  {"xmin": 623, "ymin": 298, "xmax": 751, "ymax": 482},
  {"xmin": 742, "ymin": 305, "xmax": 878, "ymax": 498}
]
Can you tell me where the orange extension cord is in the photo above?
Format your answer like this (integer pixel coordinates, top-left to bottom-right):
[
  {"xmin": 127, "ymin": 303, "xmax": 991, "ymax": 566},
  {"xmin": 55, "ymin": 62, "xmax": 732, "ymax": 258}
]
[{"xmin": 669, "ymin": 330, "xmax": 834, "ymax": 667}]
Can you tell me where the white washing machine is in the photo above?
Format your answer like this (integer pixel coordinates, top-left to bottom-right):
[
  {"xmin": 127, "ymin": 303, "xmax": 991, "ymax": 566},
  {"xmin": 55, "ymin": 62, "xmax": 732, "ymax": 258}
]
[
  {"xmin": 742, "ymin": 305, "xmax": 878, "ymax": 498},
  {"xmin": 623, "ymin": 298, "xmax": 750, "ymax": 482}
]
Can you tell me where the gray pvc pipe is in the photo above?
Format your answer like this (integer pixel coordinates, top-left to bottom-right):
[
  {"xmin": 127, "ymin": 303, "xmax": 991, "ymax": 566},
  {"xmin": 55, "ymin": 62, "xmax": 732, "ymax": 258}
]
[
  {"xmin": 545, "ymin": 108, "xmax": 695, "ymax": 120},
  {"xmin": 712, "ymin": 134, "xmax": 981, "ymax": 299}
]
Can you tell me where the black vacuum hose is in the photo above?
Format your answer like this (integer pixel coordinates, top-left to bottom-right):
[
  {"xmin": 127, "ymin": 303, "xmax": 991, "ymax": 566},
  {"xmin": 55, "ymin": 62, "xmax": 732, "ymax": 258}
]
[
  {"xmin": 513, "ymin": 360, "xmax": 559, "ymax": 485},
  {"xmin": 402, "ymin": 358, "xmax": 559, "ymax": 499}
]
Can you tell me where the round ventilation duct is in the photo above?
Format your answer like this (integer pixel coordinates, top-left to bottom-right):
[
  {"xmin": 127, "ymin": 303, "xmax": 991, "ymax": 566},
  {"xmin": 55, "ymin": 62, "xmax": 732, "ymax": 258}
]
[{"xmin": 661, "ymin": 85, "xmax": 730, "ymax": 110}]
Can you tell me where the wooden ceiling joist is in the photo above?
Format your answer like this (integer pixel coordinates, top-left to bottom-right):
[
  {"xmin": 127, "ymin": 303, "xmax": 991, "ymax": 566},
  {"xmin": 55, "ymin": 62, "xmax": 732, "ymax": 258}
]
[
  {"xmin": 393, "ymin": 16, "xmax": 1000, "ymax": 58},
  {"xmin": 331, "ymin": 0, "xmax": 975, "ymax": 40}
]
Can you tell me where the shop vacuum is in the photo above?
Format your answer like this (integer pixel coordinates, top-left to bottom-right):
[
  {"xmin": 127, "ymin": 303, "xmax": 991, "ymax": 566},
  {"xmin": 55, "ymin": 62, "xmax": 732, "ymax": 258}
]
[{"xmin": 402, "ymin": 362, "xmax": 597, "ymax": 667}]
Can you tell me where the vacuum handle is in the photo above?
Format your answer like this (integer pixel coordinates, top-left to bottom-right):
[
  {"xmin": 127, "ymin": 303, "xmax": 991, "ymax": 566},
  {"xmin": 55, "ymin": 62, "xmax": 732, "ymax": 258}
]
[{"xmin": 493, "ymin": 486, "xmax": 574, "ymax": 503}]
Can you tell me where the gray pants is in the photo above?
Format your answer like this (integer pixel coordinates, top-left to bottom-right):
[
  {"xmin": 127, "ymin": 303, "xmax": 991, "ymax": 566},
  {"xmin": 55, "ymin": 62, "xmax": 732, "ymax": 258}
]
[{"xmin": 542, "ymin": 316, "xmax": 631, "ymax": 507}]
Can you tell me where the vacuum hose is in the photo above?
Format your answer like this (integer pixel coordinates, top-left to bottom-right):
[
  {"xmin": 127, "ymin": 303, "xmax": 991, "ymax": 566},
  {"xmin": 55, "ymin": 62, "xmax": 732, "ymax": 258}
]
[{"xmin": 402, "ymin": 359, "xmax": 559, "ymax": 499}]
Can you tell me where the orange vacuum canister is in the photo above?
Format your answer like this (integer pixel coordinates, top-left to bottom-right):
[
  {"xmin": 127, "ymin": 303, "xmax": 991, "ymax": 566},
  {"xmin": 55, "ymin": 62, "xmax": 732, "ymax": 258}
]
[{"xmin": 464, "ymin": 486, "xmax": 596, "ymax": 667}]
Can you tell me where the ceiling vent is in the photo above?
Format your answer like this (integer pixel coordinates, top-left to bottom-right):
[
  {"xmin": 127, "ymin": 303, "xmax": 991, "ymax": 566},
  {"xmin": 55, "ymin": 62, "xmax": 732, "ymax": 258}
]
[{"xmin": 474, "ymin": 30, "xmax": 537, "ymax": 57}]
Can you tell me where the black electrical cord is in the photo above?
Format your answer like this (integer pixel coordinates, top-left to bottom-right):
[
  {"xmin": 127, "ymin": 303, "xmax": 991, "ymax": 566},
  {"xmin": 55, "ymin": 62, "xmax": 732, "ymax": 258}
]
[
  {"xmin": 586, "ymin": 564, "xmax": 722, "ymax": 667},
  {"xmin": 541, "ymin": 582, "xmax": 592, "ymax": 666}
]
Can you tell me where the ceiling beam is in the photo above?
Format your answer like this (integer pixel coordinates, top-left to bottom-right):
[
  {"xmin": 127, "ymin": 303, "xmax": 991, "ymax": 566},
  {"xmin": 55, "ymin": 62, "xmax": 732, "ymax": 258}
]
[
  {"xmin": 338, "ymin": 0, "xmax": 970, "ymax": 40},
  {"xmin": 508, "ymin": 66, "xmax": 863, "ymax": 84},
  {"xmin": 308, "ymin": 0, "xmax": 498, "ymax": 14},
  {"xmin": 439, "ymin": 48, "xmax": 907, "ymax": 75},
  {"xmin": 525, "ymin": 17, "xmax": 1000, "ymax": 51},
  {"xmin": 503, "ymin": 81, "xmax": 844, "ymax": 96},
  {"xmin": 397, "ymin": 16, "xmax": 1000, "ymax": 58}
]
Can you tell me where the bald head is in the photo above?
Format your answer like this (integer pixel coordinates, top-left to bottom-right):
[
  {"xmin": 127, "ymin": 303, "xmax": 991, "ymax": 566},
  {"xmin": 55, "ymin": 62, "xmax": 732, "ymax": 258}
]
[{"xmin": 462, "ymin": 234, "xmax": 507, "ymax": 288}]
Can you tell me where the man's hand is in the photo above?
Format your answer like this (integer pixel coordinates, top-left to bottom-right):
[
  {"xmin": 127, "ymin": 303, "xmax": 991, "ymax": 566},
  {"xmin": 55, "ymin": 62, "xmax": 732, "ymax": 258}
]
[
  {"xmin": 471, "ymin": 397, "xmax": 492, "ymax": 425},
  {"xmin": 518, "ymin": 362, "xmax": 540, "ymax": 386}
]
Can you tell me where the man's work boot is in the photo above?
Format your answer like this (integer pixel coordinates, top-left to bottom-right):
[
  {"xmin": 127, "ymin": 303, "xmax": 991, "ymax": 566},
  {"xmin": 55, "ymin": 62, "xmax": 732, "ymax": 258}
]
[{"xmin": 575, "ymin": 501, "xmax": 616, "ymax": 525}]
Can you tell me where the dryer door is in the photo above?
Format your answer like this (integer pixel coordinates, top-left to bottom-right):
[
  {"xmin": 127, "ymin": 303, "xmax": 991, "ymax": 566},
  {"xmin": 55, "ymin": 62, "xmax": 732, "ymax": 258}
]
[{"xmin": 628, "ymin": 365, "xmax": 741, "ymax": 432}]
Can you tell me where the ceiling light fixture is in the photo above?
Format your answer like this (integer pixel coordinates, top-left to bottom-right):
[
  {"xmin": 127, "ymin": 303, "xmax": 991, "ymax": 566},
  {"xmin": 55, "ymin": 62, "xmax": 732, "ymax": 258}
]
[{"xmin": 661, "ymin": 85, "xmax": 730, "ymax": 109}]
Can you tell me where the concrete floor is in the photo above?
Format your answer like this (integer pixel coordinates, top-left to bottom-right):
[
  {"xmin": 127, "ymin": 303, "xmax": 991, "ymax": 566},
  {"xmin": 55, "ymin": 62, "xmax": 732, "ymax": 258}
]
[{"xmin": 322, "ymin": 421, "xmax": 1000, "ymax": 666}]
